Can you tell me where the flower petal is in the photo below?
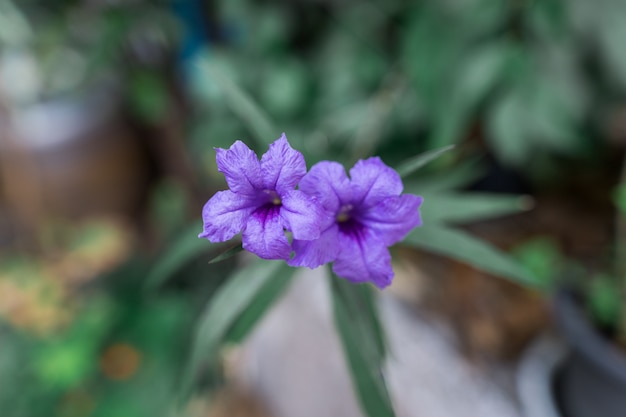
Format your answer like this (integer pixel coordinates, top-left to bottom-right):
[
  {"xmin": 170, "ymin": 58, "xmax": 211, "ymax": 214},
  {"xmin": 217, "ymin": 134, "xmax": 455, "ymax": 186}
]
[
  {"xmin": 242, "ymin": 205, "xmax": 291, "ymax": 260},
  {"xmin": 280, "ymin": 190, "xmax": 327, "ymax": 240},
  {"xmin": 289, "ymin": 224, "xmax": 340, "ymax": 269},
  {"xmin": 260, "ymin": 133, "xmax": 307, "ymax": 194},
  {"xmin": 349, "ymin": 157, "xmax": 403, "ymax": 208},
  {"xmin": 360, "ymin": 194, "xmax": 423, "ymax": 245},
  {"xmin": 332, "ymin": 228, "xmax": 394, "ymax": 289},
  {"xmin": 199, "ymin": 190, "xmax": 258, "ymax": 242},
  {"xmin": 215, "ymin": 141, "xmax": 262, "ymax": 195},
  {"xmin": 298, "ymin": 161, "xmax": 351, "ymax": 213}
]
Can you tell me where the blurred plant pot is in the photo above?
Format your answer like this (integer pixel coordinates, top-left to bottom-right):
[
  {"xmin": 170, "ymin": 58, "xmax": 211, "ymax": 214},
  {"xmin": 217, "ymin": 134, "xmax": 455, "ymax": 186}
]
[
  {"xmin": 517, "ymin": 332, "xmax": 565, "ymax": 417},
  {"xmin": 552, "ymin": 290, "xmax": 626, "ymax": 417},
  {"xmin": 0, "ymin": 82, "xmax": 150, "ymax": 243}
]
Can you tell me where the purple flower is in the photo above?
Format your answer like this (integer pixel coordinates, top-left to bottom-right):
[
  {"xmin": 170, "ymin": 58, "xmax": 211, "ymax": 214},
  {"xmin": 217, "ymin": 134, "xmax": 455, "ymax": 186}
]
[
  {"xmin": 199, "ymin": 134, "xmax": 324, "ymax": 260},
  {"xmin": 288, "ymin": 157, "xmax": 423, "ymax": 289}
]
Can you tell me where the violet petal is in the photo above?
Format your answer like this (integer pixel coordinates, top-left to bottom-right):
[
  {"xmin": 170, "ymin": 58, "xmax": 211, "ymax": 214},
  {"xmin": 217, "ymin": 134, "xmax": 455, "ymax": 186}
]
[
  {"xmin": 298, "ymin": 160, "xmax": 351, "ymax": 214},
  {"xmin": 242, "ymin": 204, "xmax": 291, "ymax": 260},
  {"xmin": 360, "ymin": 194, "xmax": 423, "ymax": 245},
  {"xmin": 215, "ymin": 141, "xmax": 263, "ymax": 195},
  {"xmin": 280, "ymin": 190, "xmax": 327, "ymax": 240},
  {"xmin": 349, "ymin": 157, "xmax": 403, "ymax": 208},
  {"xmin": 260, "ymin": 133, "xmax": 307, "ymax": 194},
  {"xmin": 289, "ymin": 224, "xmax": 340, "ymax": 268},
  {"xmin": 199, "ymin": 190, "xmax": 258, "ymax": 242},
  {"xmin": 332, "ymin": 228, "xmax": 394, "ymax": 289}
]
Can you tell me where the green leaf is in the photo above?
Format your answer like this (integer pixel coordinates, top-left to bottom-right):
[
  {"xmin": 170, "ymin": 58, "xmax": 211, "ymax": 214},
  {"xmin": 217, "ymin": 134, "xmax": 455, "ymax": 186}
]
[
  {"xmin": 34, "ymin": 297, "xmax": 114, "ymax": 390},
  {"xmin": 348, "ymin": 75, "xmax": 407, "ymax": 162},
  {"xmin": 0, "ymin": 1, "xmax": 34, "ymax": 45},
  {"xmin": 427, "ymin": 113, "xmax": 467, "ymax": 151},
  {"xmin": 129, "ymin": 70, "xmax": 169, "ymax": 123},
  {"xmin": 427, "ymin": 42, "xmax": 510, "ymax": 149},
  {"xmin": 487, "ymin": 91, "xmax": 532, "ymax": 166},
  {"xmin": 149, "ymin": 180, "xmax": 189, "ymax": 239},
  {"xmin": 330, "ymin": 273, "xmax": 395, "ymax": 417},
  {"xmin": 208, "ymin": 242, "xmax": 244, "ymax": 264},
  {"xmin": 332, "ymin": 276, "xmax": 387, "ymax": 358},
  {"xmin": 195, "ymin": 54, "xmax": 278, "ymax": 148},
  {"xmin": 34, "ymin": 342, "xmax": 94, "ymax": 390},
  {"xmin": 588, "ymin": 275, "xmax": 622, "ymax": 328},
  {"xmin": 455, "ymin": 43, "xmax": 510, "ymax": 110},
  {"xmin": 421, "ymin": 192, "xmax": 533, "ymax": 224},
  {"xmin": 598, "ymin": 5, "xmax": 626, "ymax": 88},
  {"xmin": 525, "ymin": 76, "xmax": 584, "ymax": 155},
  {"xmin": 404, "ymin": 158, "xmax": 486, "ymax": 194},
  {"xmin": 144, "ymin": 221, "xmax": 210, "ymax": 290},
  {"xmin": 512, "ymin": 237, "xmax": 562, "ymax": 291},
  {"xmin": 181, "ymin": 260, "xmax": 292, "ymax": 396},
  {"xmin": 613, "ymin": 182, "xmax": 626, "ymax": 214},
  {"xmin": 403, "ymin": 225, "xmax": 537, "ymax": 288},
  {"xmin": 260, "ymin": 59, "xmax": 309, "ymax": 119},
  {"xmin": 396, "ymin": 145, "xmax": 456, "ymax": 178},
  {"xmin": 225, "ymin": 264, "xmax": 294, "ymax": 343}
]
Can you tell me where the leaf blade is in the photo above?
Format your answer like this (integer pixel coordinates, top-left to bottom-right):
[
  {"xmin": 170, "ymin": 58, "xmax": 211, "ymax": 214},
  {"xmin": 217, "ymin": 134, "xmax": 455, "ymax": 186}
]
[
  {"xmin": 181, "ymin": 260, "xmax": 292, "ymax": 395},
  {"xmin": 403, "ymin": 225, "xmax": 537, "ymax": 288},
  {"xmin": 396, "ymin": 145, "xmax": 455, "ymax": 178},
  {"xmin": 330, "ymin": 274, "xmax": 395, "ymax": 417},
  {"xmin": 208, "ymin": 242, "xmax": 244, "ymax": 264},
  {"xmin": 197, "ymin": 56, "xmax": 277, "ymax": 148},
  {"xmin": 225, "ymin": 265, "xmax": 294, "ymax": 344},
  {"xmin": 403, "ymin": 157, "xmax": 486, "ymax": 194},
  {"xmin": 144, "ymin": 221, "xmax": 209, "ymax": 290},
  {"xmin": 420, "ymin": 192, "xmax": 533, "ymax": 224}
]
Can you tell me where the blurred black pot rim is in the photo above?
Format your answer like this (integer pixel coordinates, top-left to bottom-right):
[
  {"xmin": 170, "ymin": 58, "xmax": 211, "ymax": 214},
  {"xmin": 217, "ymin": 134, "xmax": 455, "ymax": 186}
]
[
  {"xmin": 553, "ymin": 289, "xmax": 626, "ymax": 384},
  {"xmin": 516, "ymin": 333, "xmax": 566, "ymax": 417}
]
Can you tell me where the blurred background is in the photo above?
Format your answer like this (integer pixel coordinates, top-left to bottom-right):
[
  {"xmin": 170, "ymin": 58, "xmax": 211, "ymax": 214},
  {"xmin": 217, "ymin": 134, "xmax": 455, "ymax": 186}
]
[{"xmin": 1, "ymin": 0, "xmax": 626, "ymax": 416}]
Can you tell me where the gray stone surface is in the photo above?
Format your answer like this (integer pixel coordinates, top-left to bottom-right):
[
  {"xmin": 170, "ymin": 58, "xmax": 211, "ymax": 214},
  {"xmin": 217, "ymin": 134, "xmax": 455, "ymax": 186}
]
[{"xmin": 237, "ymin": 267, "xmax": 523, "ymax": 417}]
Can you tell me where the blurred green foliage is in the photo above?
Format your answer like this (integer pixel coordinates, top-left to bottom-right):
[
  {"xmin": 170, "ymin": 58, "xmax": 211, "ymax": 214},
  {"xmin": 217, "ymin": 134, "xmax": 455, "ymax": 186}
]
[
  {"xmin": 588, "ymin": 274, "xmax": 623, "ymax": 329},
  {"xmin": 0, "ymin": 0, "xmax": 177, "ymax": 105},
  {"xmin": 0, "ymin": 261, "xmax": 197, "ymax": 417},
  {"xmin": 190, "ymin": 0, "xmax": 626, "ymax": 179}
]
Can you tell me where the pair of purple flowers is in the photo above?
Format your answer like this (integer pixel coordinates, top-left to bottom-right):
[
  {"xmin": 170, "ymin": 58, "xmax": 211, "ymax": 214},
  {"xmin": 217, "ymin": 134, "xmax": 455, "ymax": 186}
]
[{"xmin": 199, "ymin": 134, "xmax": 423, "ymax": 289}]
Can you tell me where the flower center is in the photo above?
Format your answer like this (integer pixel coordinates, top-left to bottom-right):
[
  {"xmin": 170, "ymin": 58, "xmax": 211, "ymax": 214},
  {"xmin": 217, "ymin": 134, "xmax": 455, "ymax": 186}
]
[
  {"xmin": 263, "ymin": 189, "xmax": 282, "ymax": 206},
  {"xmin": 336, "ymin": 204, "xmax": 365, "ymax": 240},
  {"xmin": 336, "ymin": 204, "xmax": 354, "ymax": 223}
]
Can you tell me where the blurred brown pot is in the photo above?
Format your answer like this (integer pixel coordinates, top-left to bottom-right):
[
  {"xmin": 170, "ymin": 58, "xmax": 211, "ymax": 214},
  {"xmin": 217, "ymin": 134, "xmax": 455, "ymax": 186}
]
[{"xmin": 0, "ymin": 83, "xmax": 150, "ymax": 246}]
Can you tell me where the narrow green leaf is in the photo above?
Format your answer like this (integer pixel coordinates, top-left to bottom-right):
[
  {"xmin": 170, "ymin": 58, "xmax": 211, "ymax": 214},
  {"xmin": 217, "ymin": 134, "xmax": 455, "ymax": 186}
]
[
  {"xmin": 144, "ymin": 221, "xmax": 209, "ymax": 290},
  {"xmin": 181, "ymin": 260, "xmax": 290, "ymax": 395},
  {"xmin": 208, "ymin": 242, "xmax": 244, "ymax": 264},
  {"xmin": 332, "ymin": 276, "xmax": 387, "ymax": 358},
  {"xmin": 225, "ymin": 265, "xmax": 294, "ymax": 343},
  {"xmin": 421, "ymin": 192, "xmax": 533, "ymax": 224},
  {"xmin": 404, "ymin": 158, "xmax": 486, "ymax": 194},
  {"xmin": 349, "ymin": 73, "xmax": 406, "ymax": 162},
  {"xmin": 396, "ymin": 145, "xmax": 456, "ymax": 178},
  {"xmin": 330, "ymin": 273, "xmax": 395, "ymax": 417},
  {"xmin": 197, "ymin": 56, "xmax": 277, "ymax": 148},
  {"xmin": 428, "ymin": 112, "xmax": 467, "ymax": 152},
  {"xmin": 403, "ymin": 225, "xmax": 537, "ymax": 288},
  {"xmin": 455, "ymin": 43, "xmax": 510, "ymax": 111}
]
